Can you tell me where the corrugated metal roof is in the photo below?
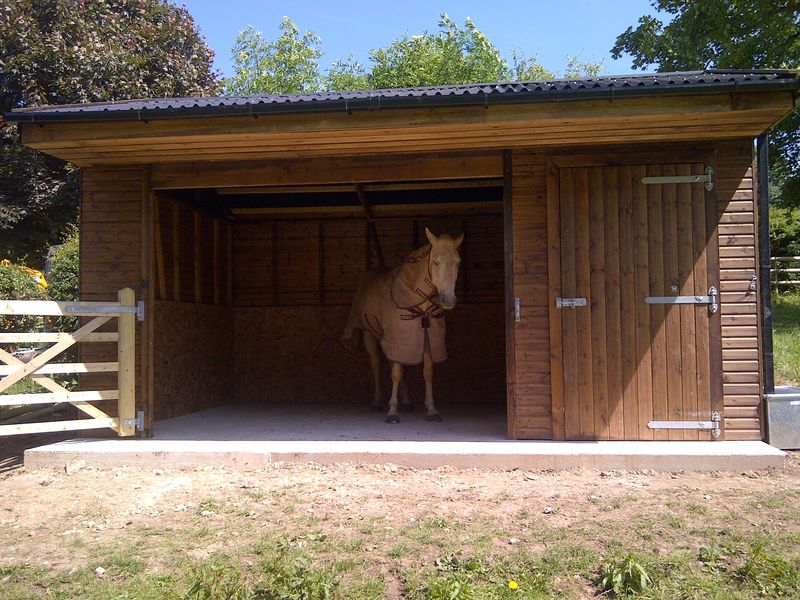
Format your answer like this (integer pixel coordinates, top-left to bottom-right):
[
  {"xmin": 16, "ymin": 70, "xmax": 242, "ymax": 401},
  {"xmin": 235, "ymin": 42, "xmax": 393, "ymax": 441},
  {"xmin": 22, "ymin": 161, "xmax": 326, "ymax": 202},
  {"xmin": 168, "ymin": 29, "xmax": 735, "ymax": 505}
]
[{"xmin": 6, "ymin": 70, "xmax": 799, "ymax": 123}]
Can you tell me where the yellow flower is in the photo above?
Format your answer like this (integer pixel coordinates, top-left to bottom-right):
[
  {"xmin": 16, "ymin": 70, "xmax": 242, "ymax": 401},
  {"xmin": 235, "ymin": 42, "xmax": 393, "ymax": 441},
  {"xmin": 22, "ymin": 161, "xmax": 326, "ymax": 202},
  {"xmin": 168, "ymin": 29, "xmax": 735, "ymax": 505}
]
[{"xmin": 508, "ymin": 580, "xmax": 519, "ymax": 590}]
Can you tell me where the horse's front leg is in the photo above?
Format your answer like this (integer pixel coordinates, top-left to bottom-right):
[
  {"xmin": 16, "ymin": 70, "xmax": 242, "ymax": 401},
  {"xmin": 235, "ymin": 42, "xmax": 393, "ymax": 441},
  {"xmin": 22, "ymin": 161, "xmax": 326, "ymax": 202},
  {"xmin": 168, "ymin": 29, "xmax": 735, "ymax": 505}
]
[
  {"xmin": 386, "ymin": 361, "xmax": 403, "ymax": 424},
  {"xmin": 423, "ymin": 347, "xmax": 442, "ymax": 422},
  {"xmin": 363, "ymin": 331, "xmax": 384, "ymax": 412}
]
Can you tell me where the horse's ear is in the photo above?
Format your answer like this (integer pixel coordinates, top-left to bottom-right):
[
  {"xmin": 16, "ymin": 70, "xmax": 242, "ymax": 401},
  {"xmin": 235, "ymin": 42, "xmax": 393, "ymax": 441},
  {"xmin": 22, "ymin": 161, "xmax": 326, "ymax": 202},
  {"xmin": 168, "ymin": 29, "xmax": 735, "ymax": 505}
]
[
  {"xmin": 454, "ymin": 233, "xmax": 464, "ymax": 249},
  {"xmin": 425, "ymin": 227, "xmax": 438, "ymax": 245}
]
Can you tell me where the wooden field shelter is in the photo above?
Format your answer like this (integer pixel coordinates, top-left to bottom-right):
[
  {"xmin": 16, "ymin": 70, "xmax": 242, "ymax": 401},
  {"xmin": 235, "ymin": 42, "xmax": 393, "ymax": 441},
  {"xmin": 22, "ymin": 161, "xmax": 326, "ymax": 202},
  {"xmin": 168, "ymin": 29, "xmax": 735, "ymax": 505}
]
[{"xmin": 7, "ymin": 70, "xmax": 800, "ymax": 442}]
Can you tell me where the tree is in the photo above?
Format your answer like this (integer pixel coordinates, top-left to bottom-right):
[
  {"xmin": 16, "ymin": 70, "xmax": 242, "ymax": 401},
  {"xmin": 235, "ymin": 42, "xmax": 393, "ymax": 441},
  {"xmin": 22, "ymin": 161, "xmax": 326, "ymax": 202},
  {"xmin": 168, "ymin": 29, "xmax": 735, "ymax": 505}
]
[
  {"xmin": 231, "ymin": 14, "xmax": 601, "ymax": 94},
  {"xmin": 611, "ymin": 0, "xmax": 800, "ymax": 209},
  {"xmin": 0, "ymin": 0, "xmax": 220, "ymax": 264},
  {"xmin": 226, "ymin": 19, "xmax": 323, "ymax": 94},
  {"xmin": 368, "ymin": 14, "xmax": 509, "ymax": 88}
]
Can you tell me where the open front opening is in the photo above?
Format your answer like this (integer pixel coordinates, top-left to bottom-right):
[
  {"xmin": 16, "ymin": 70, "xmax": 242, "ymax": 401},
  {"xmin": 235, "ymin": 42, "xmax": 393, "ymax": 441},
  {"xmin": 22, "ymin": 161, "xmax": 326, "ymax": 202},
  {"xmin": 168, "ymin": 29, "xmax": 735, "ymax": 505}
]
[{"xmin": 149, "ymin": 176, "xmax": 508, "ymax": 439}]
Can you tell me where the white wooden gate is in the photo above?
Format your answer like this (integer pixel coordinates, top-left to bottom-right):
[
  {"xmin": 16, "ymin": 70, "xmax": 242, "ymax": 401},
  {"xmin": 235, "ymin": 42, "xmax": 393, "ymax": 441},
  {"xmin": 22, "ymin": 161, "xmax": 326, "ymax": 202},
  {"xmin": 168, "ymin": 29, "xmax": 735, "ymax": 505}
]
[{"xmin": 0, "ymin": 288, "xmax": 138, "ymax": 436}]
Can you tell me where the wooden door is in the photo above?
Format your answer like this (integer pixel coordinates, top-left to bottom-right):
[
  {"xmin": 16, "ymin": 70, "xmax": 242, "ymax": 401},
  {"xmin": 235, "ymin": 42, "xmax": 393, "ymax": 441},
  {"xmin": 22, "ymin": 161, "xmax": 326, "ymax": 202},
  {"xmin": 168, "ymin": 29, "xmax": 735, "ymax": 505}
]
[{"xmin": 549, "ymin": 162, "xmax": 723, "ymax": 441}]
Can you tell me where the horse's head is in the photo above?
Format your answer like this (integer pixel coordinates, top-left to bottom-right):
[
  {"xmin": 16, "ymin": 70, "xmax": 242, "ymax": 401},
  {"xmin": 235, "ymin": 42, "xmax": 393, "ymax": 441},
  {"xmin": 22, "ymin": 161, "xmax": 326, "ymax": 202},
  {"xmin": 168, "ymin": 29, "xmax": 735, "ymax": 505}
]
[{"xmin": 425, "ymin": 227, "xmax": 464, "ymax": 310}]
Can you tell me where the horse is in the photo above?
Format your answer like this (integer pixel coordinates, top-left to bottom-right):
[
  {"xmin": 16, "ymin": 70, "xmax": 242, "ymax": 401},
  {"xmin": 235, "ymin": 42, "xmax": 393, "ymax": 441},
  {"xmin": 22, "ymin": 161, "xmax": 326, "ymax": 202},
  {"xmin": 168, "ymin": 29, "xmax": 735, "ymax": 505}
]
[{"xmin": 342, "ymin": 228, "xmax": 464, "ymax": 423}]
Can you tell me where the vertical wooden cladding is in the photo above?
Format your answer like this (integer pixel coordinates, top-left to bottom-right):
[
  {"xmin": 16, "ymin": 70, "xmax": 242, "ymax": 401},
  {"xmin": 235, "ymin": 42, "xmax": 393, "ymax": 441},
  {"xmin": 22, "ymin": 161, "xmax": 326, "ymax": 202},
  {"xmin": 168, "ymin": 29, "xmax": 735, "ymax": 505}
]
[
  {"xmin": 80, "ymin": 166, "xmax": 145, "ymax": 412},
  {"xmin": 716, "ymin": 141, "xmax": 762, "ymax": 440},
  {"xmin": 153, "ymin": 195, "xmax": 231, "ymax": 306},
  {"xmin": 552, "ymin": 161, "xmax": 720, "ymax": 440},
  {"xmin": 511, "ymin": 151, "xmax": 552, "ymax": 439}
]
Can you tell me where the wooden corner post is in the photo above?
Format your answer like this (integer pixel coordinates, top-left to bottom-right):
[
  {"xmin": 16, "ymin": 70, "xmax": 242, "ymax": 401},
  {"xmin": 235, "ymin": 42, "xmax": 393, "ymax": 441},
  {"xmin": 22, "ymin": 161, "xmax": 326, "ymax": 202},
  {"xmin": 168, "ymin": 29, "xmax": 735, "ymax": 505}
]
[{"xmin": 117, "ymin": 287, "xmax": 136, "ymax": 436}]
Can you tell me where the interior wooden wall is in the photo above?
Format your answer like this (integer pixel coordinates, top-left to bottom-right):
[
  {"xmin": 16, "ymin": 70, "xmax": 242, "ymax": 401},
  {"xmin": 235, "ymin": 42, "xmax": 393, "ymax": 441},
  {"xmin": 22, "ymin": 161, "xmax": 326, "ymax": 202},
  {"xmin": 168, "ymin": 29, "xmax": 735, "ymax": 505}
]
[
  {"xmin": 154, "ymin": 196, "xmax": 232, "ymax": 306},
  {"xmin": 79, "ymin": 166, "xmax": 145, "ymax": 422},
  {"xmin": 152, "ymin": 301, "xmax": 232, "ymax": 420},
  {"xmin": 230, "ymin": 212, "xmax": 507, "ymax": 407},
  {"xmin": 716, "ymin": 141, "xmax": 762, "ymax": 440}
]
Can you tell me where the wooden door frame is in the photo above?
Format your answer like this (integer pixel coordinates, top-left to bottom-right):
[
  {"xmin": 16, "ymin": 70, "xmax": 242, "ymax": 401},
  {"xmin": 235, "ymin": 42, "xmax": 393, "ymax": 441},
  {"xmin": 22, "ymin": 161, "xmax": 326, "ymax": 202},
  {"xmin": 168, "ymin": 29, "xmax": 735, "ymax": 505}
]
[{"xmin": 546, "ymin": 148, "xmax": 723, "ymax": 441}]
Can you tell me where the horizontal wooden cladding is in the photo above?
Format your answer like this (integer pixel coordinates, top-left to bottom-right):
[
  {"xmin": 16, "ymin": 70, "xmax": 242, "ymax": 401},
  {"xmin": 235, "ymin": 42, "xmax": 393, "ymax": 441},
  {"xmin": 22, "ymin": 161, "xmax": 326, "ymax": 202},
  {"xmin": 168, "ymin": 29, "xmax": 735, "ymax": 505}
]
[
  {"xmin": 234, "ymin": 213, "xmax": 504, "ymax": 308},
  {"xmin": 152, "ymin": 152, "xmax": 503, "ymax": 190},
  {"xmin": 715, "ymin": 140, "xmax": 761, "ymax": 440}
]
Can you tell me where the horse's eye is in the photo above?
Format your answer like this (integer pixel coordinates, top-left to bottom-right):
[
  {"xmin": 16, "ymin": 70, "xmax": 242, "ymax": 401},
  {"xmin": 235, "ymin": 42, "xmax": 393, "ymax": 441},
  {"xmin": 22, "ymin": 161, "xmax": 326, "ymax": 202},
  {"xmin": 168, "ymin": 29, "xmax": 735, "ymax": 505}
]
[{"xmin": 433, "ymin": 260, "xmax": 440, "ymax": 265}]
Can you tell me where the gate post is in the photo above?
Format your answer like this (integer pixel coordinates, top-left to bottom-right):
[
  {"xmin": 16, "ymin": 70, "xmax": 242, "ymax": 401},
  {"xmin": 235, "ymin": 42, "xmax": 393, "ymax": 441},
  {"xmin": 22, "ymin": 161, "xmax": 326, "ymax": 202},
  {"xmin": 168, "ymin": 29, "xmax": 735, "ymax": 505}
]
[{"xmin": 118, "ymin": 288, "xmax": 136, "ymax": 436}]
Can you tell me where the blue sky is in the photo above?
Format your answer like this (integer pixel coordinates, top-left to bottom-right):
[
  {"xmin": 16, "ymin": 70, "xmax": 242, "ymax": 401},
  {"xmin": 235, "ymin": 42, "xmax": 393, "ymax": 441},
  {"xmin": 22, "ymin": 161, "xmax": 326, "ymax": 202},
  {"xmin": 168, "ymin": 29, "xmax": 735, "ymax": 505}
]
[{"xmin": 180, "ymin": 0, "xmax": 663, "ymax": 80}]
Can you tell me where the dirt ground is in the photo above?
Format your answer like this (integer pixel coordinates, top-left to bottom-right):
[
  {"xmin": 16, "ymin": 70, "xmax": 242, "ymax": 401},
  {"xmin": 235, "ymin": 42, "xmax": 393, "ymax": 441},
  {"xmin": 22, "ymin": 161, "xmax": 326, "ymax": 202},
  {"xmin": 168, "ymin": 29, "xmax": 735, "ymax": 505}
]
[{"xmin": 1, "ymin": 435, "xmax": 799, "ymax": 598}]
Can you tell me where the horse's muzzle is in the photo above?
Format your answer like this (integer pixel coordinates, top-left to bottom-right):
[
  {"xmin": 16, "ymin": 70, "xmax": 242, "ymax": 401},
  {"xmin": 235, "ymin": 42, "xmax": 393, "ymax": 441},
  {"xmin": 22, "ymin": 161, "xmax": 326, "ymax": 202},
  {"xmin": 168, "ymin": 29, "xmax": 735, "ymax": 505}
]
[{"xmin": 439, "ymin": 294, "xmax": 457, "ymax": 310}]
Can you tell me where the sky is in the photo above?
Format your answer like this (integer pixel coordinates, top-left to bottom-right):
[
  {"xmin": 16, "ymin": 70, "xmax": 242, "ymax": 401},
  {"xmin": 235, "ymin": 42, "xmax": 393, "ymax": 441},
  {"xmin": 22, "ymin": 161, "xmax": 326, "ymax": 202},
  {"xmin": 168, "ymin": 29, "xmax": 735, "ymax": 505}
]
[{"xmin": 179, "ymin": 0, "xmax": 663, "ymax": 81}]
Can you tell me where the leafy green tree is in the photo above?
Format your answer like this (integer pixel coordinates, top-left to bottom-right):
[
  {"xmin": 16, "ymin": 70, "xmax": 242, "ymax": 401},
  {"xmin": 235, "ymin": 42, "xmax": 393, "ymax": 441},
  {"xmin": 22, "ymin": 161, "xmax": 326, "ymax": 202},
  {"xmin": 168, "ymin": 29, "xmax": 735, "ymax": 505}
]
[
  {"xmin": 611, "ymin": 0, "xmax": 800, "ymax": 208},
  {"xmin": 227, "ymin": 19, "xmax": 323, "ymax": 94},
  {"xmin": 326, "ymin": 56, "xmax": 370, "ymax": 92},
  {"xmin": 368, "ymin": 14, "xmax": 509, "ymax": 88},
  {"xmin": 47, "ymin": 225, "xmax": 79, "ymax": 303},
  {"xmin": 0, "ymin": 0, "xmax": 220, "ymax": 264}
]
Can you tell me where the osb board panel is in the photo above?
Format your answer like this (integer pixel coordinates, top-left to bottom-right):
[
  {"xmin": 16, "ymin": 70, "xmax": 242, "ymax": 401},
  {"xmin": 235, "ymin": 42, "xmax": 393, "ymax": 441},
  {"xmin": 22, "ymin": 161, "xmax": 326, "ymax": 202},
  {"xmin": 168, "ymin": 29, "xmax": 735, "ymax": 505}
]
[
  {"xmin": 715, "ymin": 140, "xmax": 762, "ymax": 440},
  {"xmin": 233, "ymin": 304, "xmax": 506, "ymax": 407},
  {"xmin": 153, "ymin": 301, "xmax": 232, "ymax": 420},
  {"xmin": 232, "ymin": 215, "xmax": 503, "ymax": 307},
  {"xmin": 80, "ymin": 166, "xmax": 144, "ymax": 417},
  {"xmin": 511, "ymin": 151, "xmax": 552, "ymax": 440}
]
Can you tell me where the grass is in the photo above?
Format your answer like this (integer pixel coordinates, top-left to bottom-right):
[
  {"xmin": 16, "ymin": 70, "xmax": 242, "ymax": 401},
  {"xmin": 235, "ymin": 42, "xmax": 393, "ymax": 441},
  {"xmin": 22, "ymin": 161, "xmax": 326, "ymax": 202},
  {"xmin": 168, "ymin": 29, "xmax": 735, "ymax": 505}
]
[{"xmin": 773, "ymin": 292, "xmax": 800, "ymax": 386}]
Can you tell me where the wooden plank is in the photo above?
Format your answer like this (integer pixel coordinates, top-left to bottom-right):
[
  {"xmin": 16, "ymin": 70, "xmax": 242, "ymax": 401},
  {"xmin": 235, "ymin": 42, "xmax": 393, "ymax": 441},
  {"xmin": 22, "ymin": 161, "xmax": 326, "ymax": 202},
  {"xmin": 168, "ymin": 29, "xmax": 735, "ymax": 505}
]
[
  {"xmin": 677, "ymin": 165, "xmax": 699, "ymax": 439},
  {"xmin": 619, "ymin": 165, "xmax": 639, "ymax": 440},
  {"xmin": 546, "ymin": 161, "xmax": 564, "ymax": 440},
  {"xmin": 227, "ymin": 222, "xmax": 233, "ymax": 306},
  {"xmin": 560, "ymin": 168, "xmax": 580, "ymax": 439},
  {"xmin": 0, "ymin": 332, "xmax": 118, "ymax": 343},
  {"xmin": 0, "ymin": 418, "xmax": 119, "ymax": 436},
  {"xmin": 194, "ymin": 211, "xmax": 202, "ymax": 303},
  {"xmin": 632, "ymin": 164, "xmax": 653, "ymax": 439},
  {"xmin": 662, "ymin": 165, "xmax": 683, "ymax": 439},
  {"xmin": 646, "ymin": 164, "xmax": 668, "ymax": 439},
  {"xmin": 152, "ymin": 152, "xmax": 504, "ymax": 189},
  {"xmin": 692, "ymin": 162, "xmax": 712, "ymax": 437},
  {"xmin": 604, "ymin": 166, "xmax": 624, "ymax": 440},
  {"xmin": 589, "ymin": 167, "xmax": 609, "ymax": 439},
  {"xmin": 0, "ymin": 317, "xmax": 111, "ymax": 392},
  {"xmin": 172, "ymin": 202, "xmax": 180, "ymax": 302},
  {"xmin": 575, "ymin": 167, "xmax": 594, "ymax": 439},
  {"xmin": 706, "ymin": 152, "xmax": 725, "ymax": 439},
  {"xmin": 213, "ymin": 219, "xmax": 221, "ymax": 305},
  {"xmin": 0, "ymin": 390, "xmax": 119, "ymax": 406},
  {"xmin": 0, "ymin": 362, "xmax": 118, "ymax": 376},
  {"xmin": 154, "ymin": 196, "xmax": 167, "ymax": 300},
  {"xmin": 117, "ymin": 287, "xmax": 136, "ymax": 437},
  {"xmin": 505, "ymin": 151, "xmax": 518, "ymax": 439},
  {"xmin": 0, "ymin": 300, "xmax": 132, "ymax": 317}
]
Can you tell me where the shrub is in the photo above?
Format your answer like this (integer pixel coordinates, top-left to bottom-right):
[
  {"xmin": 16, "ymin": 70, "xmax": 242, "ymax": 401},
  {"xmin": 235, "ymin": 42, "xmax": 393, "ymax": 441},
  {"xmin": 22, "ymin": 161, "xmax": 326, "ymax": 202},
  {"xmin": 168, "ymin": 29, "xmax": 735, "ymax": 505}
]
[
  {"xmin": 47, "ymin": 225, "xmax": 79, "ymax": 302},
  {"xmin": 0, "ymin": 261, "xmax": 47, "ymax": 333},
  {"xmin": 597, "ymin": 551, "xmax": 652, "ymax": 597}
]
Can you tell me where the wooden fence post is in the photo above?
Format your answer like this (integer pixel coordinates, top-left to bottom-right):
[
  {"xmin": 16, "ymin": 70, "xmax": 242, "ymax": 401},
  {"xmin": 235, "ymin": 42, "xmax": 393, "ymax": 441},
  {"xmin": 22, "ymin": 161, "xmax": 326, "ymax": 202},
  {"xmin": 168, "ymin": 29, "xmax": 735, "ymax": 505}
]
[{"xmin": 117, "ymin": 288, "xmax": 136, "ymax": 436}]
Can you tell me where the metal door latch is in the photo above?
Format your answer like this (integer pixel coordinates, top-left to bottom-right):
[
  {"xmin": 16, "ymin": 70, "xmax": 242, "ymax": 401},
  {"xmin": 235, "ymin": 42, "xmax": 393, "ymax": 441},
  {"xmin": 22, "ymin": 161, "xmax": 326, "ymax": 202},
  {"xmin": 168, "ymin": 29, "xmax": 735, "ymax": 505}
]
[
  {"xmin": 556, "ymin": 297, "xmax": 587, "ymax": 309},
  {"xmin": 514, "ymin": 298, "xmax": 521, "ymax": 322},
  {"xmin": 645, "ymin": 286, "xmax": 718, "ymax": 314}
]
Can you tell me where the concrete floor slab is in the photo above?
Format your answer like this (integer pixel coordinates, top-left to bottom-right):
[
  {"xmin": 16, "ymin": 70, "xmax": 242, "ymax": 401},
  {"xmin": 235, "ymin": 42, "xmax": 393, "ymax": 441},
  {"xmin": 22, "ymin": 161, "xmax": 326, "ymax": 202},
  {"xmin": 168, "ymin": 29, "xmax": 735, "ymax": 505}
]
[{"xmin": 24, "ymin": 404, "xmax": 786, "ymax": 471}]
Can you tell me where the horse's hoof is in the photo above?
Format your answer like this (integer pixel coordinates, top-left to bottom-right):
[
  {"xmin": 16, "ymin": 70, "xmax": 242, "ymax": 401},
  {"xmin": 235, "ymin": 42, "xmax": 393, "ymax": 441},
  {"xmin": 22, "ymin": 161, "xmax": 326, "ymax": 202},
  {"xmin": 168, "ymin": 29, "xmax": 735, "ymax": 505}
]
[
  {"xmin": 399, "ymin": 403, "xmax": 415, "ymax": 413},
  {"xmin": 386, "ymin": 414, "xmax": 401, "ymax": 424},
  {"xmin": 426, "ymin": 413, "xmax": 443, "ymax": 422},
  {"xmin": 371, "ymin": 404, "xmax": 386, "ymax": 413}
]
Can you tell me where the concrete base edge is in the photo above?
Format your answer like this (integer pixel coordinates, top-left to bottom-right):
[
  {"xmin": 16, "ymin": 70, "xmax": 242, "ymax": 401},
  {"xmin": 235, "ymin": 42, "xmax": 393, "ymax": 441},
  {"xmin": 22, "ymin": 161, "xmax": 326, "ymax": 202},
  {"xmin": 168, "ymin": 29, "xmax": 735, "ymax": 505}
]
[{"xmin": 24, "ymin": 440, "xmax": 786, "ymax": 472}]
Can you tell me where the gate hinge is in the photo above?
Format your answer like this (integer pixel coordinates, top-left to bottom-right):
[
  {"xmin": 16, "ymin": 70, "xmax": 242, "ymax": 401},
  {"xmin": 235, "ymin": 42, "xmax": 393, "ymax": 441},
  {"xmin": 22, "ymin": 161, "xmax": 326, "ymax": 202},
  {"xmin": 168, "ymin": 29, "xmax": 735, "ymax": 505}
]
[
  {"xmin": 123, "ymin": 410, "xmax": 145, "ymax": 432},
  {"xmin": 137, "ymin": 301, "xmax": 145, "ymax": 322},
  {"xmin": 648, "ymin": 411, "xmax": 721, "ymax": 438},
  {"xmin": 641, "ymin": 166, "xmax": 714, "ymax": 191}
]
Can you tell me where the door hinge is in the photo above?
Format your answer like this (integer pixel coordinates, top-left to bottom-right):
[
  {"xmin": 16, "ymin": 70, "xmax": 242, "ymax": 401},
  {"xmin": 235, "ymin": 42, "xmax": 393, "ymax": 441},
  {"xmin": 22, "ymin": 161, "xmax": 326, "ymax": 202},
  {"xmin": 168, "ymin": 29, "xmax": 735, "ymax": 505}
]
[
  {"xmin": 641, "ymin": 166, "xmax": 714, "ymax": 191},
  {"xmin": 122, "ymin": 410, "xmax": 145, "ymax": 432},
  {"xmin": 648, "ymin": 411, "xmax": 721, "ymax": 438},
  {"xmin": 514, "ymin": 297, "xmax": 521, "ymax": 322},
  {"xmin": 645, "ymin": 286, "xmax": 718, "ymax": 314}
]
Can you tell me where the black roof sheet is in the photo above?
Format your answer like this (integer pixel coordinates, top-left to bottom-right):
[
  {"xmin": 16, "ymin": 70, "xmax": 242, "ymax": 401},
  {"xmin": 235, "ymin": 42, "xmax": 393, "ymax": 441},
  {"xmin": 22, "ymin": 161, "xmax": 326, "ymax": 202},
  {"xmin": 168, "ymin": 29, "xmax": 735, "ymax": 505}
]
[{"xmin": 6, "ymin": 70, "xmax": 799, "ymax": 123}]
